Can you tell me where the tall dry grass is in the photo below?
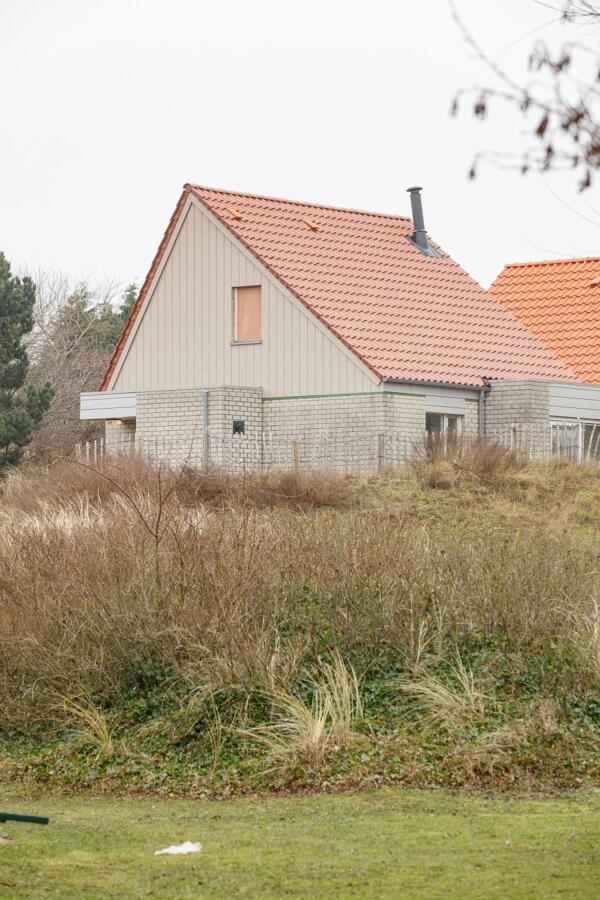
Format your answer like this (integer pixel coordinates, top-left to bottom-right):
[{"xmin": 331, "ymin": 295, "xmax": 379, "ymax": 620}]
[
  {"xmin": 239, "ymin": 652, "xmax": 363, "ymax": 766},
  {"xmin": 410, "ymin": 435, "xmax": 525, "ymax": 488},
  {"xmin": 0, "ymin": 456, "xmax": 598, "ymax": 737},
  {"xmin": 400, "ymin": 655, "xmax": 489, "ymax": 733}
]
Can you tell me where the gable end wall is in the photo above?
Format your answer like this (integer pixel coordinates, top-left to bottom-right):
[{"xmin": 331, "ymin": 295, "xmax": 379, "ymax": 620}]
[{"xmin": 110, "ymin": 200, "xmax": 377, "ymax": 397}]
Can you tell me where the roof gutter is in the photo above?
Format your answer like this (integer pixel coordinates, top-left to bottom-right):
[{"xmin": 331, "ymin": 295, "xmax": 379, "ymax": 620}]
[
  {"xmin": 382, "ymin": 376, "xmax": 491, "ymax": 436},
  {"xmin": 381, "ymin": 376, "xmax": 483, "ymax": 392}
]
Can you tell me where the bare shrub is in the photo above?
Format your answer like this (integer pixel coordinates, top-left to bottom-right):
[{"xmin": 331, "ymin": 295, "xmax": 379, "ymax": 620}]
[
  {"xmin": 0, "ymin": 459, "xmax": 598, "ymax": 733},
  {"xmin": 2, "ymin": 455, "xmax": 163, "ymax": 512},
  {"xmin": 2, "ymin": 458, "xmax": 355, "ymax": 515},
  {"xmin": 411, "ymin": 435, "xmax": 525, "ymax": 486}
]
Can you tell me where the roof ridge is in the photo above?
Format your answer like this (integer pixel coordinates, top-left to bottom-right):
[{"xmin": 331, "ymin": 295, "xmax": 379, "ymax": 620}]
[
  {"xmin": 186, "ymin": 183, "xmax": 412, "ymax": 222},
  {"xmin": 501, "ymin": 256, "xmax": 600, "ymax": 269}
]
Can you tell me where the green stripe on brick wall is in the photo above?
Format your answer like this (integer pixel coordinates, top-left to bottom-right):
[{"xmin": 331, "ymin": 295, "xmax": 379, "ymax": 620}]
[{"xmin": 263, "ymin": 391, "xmax": 426, "ymax": 401}]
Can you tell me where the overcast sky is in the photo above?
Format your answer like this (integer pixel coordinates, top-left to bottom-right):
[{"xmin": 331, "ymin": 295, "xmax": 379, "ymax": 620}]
[{"xmin": 1, "ymin": 0, "xmax": 598, "ymax": 293}]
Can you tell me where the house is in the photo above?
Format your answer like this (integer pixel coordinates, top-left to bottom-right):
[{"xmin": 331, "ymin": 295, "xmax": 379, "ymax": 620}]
[
  {"xmin": 491, "ymin": 257, "xmax": 600, "ymax": 383},
  {"xmin": 80, "ymin": 185, "xmax": 600, "ymax": 469},
  {"xmin": 491, "ymin": 257, "xmax": 600, "ymax": 461}
]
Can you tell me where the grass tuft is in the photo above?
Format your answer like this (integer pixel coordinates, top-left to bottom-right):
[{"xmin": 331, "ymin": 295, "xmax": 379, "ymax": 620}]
[{"xmin": 240, "ymin": 652, "xmax": 362, "ymax": 766}]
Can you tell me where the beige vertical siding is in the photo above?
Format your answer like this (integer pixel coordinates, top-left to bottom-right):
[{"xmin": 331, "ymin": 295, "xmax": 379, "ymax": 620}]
[
  {"xmin": 549, "ymin": 381, "xmax": 600, "ymax": 420},
  {"xmin": 111, "ymin": 198, "xmax": 377, "ymax": 395}
]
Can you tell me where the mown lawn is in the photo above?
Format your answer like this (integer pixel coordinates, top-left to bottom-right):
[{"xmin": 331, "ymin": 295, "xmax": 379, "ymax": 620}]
[{"xmin": 1, "ymin": 788, "xmax": 599, "ymax": 898}]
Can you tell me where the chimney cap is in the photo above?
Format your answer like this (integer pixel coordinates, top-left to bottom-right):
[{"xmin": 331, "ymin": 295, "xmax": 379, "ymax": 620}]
[{"xmin": 406, "ymin": 185, "xmax": 423, "ymax": 193}]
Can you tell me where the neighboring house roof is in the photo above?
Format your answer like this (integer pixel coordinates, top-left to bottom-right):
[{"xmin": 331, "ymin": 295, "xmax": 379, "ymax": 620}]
[
  {"xmin": 102, "ymin": 185, "xmax": 576, "ymax": 390},
  {"xmin": 490, "ymin": 257, "xmax": 600, "ymax": 384}
]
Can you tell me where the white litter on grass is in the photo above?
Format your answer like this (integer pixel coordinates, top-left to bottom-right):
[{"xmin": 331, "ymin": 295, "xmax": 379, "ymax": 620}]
[{"xmin": 154, "ymin": 841, "xmax": 202, "ymax": 856}]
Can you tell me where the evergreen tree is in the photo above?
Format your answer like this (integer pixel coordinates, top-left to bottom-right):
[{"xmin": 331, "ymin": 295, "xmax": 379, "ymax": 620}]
[
  {"xmin": 0, "ymin": 253, "xmax": 53, "ymax": 468},
  {"xmin": 119, "ymin": 282, "xmax": 137, "ymax": 324}
]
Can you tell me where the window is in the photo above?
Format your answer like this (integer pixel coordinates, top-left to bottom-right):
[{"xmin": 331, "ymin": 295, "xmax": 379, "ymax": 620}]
[
  {"xmin": 233, "ymin": 286, "xmax": 261, "ymax": 343},
  {"xmin": 425, "ymin": 413, "xmax": 462, "ymax": 441}
]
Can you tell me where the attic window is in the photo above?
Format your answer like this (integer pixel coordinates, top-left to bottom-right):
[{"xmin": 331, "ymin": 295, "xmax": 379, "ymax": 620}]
[
  {"xmin": 226, "ymin": 207, "xmax": 243, "ymax": 220},
  {"xmin": 302, "ymin": 217, "xmax": 319, "ymax": 232},
  {"xmin": 233, "ymin": 286, "xmax": 262, "ymax": 343}
]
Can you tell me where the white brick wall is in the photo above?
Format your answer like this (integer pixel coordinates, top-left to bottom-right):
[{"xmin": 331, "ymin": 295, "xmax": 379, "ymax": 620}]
[
  {"xmin": 135, "ymin": 388, "xmax": 206, "ymax": 465},
  {"xmin": 105, "ymin": 419, "xmax": 136, "ymax": 454},
  {"xmin": 486, "ymin": 379, "xmax": 550, "ymax": 458},
  {"xmin": 103, "ymin": 386, "xmax": 499, "ymax": 472},
  {"xmin": 262, "ymin": 392, "xmax": 425, "ymax": 471},
  {"xmin": 207, "ymin": 387, "xmax": 264, "ymax": 471}
]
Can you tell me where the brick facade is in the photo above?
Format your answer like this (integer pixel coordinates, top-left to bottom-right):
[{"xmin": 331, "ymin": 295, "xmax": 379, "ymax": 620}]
[
  {"xmin": 104, "ymin": 387, "xmax": 431, "ymax": 472},
  {"xmin": 136, "ymin": 388, "xmax": 206, "ymax": 465},
  {"xmin": 103, "ymin": 381, "xmax": 555, "ymax": 471},
  {"xmin": 485, "ymin": 379, "xmax": 551, "ymax": 458},
  {"xmin": 262, "ymin": 392, "xmax": 425, "ymax": 470},
  {"xmin": 105, "ymin": 419, "xmax": 136, "ymax": 455},
  {"xmin": 463, "ymin": 400, "xmax": 479, "ymax": 438}
]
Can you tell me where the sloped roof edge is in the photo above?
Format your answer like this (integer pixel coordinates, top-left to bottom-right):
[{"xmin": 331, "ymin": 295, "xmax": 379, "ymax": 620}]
[{"xmin": 100, "ymin": 189, "xmax": 189, "ymax": 391}]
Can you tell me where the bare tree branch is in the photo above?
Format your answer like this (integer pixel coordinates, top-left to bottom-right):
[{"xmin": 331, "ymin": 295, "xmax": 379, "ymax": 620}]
[{"xmin": 450, "ymin": 0, "xmax": 600, "ymax": 189}]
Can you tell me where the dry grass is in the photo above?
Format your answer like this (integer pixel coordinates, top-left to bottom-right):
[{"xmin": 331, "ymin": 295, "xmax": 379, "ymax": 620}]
[
  {"xmin": 566, "ymin": 597, "xmax": 600, "ymax": 682},
  {"xmin": 0, "ymin": 456, "xmax": 598, "ymax": 765},
  {"xmin": 3, "ymin": 457, "xmax": 355, "ymax": 514},
  {"xmin": 240, "ymin": 652, "xmax": 362, "ymax": 766},
  {"xmin": 59, "ymin": 693, "xmax": 118, "ymax": 757},
  {"xmin": 400, "ymin": 655, "xmax": 489, "ymax": 732},
  {"xmin": 411, "ymin": 435, "xmax": 525, "ymax": 488}
]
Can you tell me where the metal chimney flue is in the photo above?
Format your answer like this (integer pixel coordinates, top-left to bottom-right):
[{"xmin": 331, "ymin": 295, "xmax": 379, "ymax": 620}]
[{"xmin": 406, "ymin": 186, "xmax": 439, "ymax": 257}]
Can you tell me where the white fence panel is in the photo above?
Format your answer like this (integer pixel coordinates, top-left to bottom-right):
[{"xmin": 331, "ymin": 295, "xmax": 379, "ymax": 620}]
[{"xmin": 74, "ymin": 422, "xmax": 600, "ymax": 473}]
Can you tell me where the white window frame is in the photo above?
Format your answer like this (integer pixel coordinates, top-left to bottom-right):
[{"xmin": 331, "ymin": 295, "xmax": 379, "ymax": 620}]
[{"xmin": 425, "ymin": 412, "xmax": 463, "ymax": 439}]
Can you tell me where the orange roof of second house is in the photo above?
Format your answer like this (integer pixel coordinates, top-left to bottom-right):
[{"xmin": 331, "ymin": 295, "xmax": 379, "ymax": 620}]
[
  {"xmin": 491, "ymin": 257, "xmax": 600, "ymax": 383},
  {"xmin": 102, "ymin": 185, "xmax": 576, "ymax": 390}
]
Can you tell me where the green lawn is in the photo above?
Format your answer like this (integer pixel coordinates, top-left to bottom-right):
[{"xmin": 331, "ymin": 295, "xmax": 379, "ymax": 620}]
[{"xmin": 0, "ymin": 789, "xmax": 599, "ymax": 898}]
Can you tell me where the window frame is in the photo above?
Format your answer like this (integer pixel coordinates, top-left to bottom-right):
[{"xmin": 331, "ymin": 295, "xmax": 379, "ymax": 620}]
[
  {"xmin": 232, "ymin": 285, "xmax": 262, "ymax": 345},
  {"xmin": 425, "ymin": 412, "xmax": 463, "ymax": 440}
]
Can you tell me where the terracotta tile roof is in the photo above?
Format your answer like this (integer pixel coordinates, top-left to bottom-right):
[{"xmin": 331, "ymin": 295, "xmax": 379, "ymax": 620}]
[
  {"xmin": 490, "ymin": 257, "xmax": 600, "ymax": 384},
  {"xmin": 102, "ymin": 185, "xmax": 576, "ymax": 390}
]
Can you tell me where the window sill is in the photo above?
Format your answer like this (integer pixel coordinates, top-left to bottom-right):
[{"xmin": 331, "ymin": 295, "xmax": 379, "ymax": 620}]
[{"xmin": 230, "ymin": 340, "xmax": 262, "ymax": 346}]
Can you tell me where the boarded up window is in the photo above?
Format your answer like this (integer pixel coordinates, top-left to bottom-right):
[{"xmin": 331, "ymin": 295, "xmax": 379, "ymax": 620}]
[{"xmin": 234, "ymin": 286, "xmax": 261, "ymax": 342}]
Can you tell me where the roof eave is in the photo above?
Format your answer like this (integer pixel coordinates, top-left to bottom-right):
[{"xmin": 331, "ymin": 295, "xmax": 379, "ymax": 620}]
[{"xmin": 381, "ymin": 376, "xmax": 486, "ymax": 391}]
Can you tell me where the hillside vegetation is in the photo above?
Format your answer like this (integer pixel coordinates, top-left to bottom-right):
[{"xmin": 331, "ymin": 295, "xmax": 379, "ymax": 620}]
[{"xmin": 1, "ymin": 452, "xmax": 599, "ymax": 794}]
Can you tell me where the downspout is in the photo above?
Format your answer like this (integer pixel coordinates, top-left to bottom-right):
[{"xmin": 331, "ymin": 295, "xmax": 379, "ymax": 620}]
[
  {"xmin": 203, "ymin": 389, "xmax": 209, "ymax": 467},
  {"xmin": 479, "ymin": 378, "xmax": 491, "ymax": 436},
  {"xmin": 203, "ymin": 389, "xmax": 209, "ymax": 431}
]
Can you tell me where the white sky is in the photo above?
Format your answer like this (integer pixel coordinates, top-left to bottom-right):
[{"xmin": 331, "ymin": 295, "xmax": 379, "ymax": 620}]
[{"xmin": 1, "ymin": 0, "xmax": 598, "ymax": 292}]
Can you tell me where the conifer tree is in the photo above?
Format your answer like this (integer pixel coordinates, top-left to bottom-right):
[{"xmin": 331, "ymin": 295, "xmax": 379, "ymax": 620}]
[{"xmin": 0, "ymin": 253, "xmax": 53, "ymax": 468}]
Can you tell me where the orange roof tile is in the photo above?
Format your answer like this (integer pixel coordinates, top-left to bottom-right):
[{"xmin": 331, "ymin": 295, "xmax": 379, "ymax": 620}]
[
  {"xmin": 491, "ymin": 257, "xmax": 600, "ymax": 384},
  {"xmin": 102, "ymin": 185, "xmax": 576, "ymax": 390}
]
